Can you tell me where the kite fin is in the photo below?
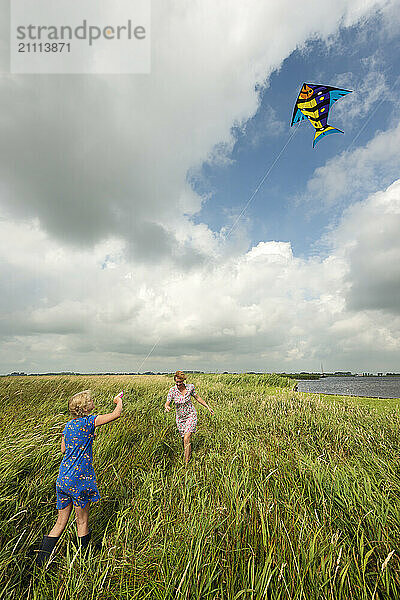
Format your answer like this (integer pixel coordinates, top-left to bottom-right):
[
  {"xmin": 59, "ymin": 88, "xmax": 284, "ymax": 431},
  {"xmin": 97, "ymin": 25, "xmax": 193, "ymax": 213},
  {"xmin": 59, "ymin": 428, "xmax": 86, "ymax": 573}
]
[
  {"xmin": 313, "ymin": 126, "xmax": 344, "ymax": 148},
  {"xmin": 291, "ymin": 108, "xmax": 307, "ymax": 126},
  {"xmin": 329, "ymin": 88, "xmax": 352, "ymax": 109}
]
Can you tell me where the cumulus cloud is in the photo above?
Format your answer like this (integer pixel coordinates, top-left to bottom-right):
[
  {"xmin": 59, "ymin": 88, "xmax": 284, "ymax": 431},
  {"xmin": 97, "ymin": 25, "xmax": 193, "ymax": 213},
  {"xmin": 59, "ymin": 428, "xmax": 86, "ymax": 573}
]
[
  {"xmin": 303, "ymin": 120, "xmax": 400, "ymax": 208},
  {"xmin": 333, "ymin": 54, "xmax": 392, "ymax": 129},
  {"xmin": 333, "ymin": 179, "xmax": 400, "ymax": 314},
  {"xmin": 1, "ymin": 180, "xmax": 400, "ymax": 374},
  {"xmin": 1, "ymin": 0, "xmax": 399, "ymax": 373}
]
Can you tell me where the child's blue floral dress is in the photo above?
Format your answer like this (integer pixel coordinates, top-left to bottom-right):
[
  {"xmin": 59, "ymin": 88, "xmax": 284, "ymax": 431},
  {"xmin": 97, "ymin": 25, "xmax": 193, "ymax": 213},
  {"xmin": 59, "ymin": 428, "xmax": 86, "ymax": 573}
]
[{"xmin": 56, "ymin": 414, "xmax": 100, "ymax": 508}]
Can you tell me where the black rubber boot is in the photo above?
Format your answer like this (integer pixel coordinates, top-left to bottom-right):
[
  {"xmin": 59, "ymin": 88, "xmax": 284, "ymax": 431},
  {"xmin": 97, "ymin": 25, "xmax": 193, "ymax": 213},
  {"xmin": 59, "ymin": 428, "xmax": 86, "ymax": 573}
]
[
  {"xmin": 35, "ymin": 535, "xmax": 59, "ymax": 568},
  {"xmin": 78, "ymin": 528, "xmax": 91, "ymax": 551}
]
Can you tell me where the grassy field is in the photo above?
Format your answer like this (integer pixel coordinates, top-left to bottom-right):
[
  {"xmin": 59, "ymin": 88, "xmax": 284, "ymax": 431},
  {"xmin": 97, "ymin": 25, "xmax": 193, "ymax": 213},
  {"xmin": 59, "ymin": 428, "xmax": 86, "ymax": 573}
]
[{"xmin": 0, "ymin": 373, "xmax": 399, "ymax": 599}]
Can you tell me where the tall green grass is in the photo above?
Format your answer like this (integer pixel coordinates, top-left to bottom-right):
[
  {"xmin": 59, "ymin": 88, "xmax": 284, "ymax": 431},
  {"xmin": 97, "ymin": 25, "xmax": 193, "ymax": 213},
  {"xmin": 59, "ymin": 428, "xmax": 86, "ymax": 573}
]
[{"xmin": 0, "ymin": 374, "xmax": 399, "ymax": 599}]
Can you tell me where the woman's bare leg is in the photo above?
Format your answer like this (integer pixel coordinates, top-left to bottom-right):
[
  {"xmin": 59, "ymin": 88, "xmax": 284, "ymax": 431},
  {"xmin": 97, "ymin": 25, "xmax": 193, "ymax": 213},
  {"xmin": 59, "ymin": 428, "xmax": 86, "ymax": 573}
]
[
  {"xmin": 74, "ymin": 503, "xmax": 90, "ymax": 537},
  {"xmin": 183, "ymin": 432, "xmax": 192, "ymax": 465},
  {"xmin": 48, "ymin": 503, "xmax": 73, "ymax": 537}
]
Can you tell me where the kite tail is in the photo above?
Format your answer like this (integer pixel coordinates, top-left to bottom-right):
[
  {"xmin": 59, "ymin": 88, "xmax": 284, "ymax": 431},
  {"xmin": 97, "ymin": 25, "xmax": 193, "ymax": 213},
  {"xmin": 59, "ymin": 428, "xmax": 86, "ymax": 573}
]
[{"xmin": 313, "ymin": 126, "xmax": 344, "ymax": 148}]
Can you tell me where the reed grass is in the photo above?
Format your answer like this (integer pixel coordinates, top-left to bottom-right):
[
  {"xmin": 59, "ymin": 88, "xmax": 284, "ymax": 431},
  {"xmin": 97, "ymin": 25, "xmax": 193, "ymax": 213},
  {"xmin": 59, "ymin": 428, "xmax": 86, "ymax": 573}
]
[{"xmin": 0, "ymin": 374, "xmax": 399, "ymax": 599}]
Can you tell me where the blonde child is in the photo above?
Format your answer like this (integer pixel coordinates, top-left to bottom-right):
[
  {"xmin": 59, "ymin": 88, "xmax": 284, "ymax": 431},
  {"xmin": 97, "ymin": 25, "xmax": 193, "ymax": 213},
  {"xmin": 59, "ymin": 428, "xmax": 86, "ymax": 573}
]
[{"xmin": 35, "ymin": 389, "xmax": 123, "ymax": 567}]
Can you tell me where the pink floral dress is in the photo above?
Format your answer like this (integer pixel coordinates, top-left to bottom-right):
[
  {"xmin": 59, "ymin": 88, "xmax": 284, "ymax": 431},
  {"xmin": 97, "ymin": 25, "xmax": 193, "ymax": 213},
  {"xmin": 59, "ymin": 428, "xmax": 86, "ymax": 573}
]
[{"xmin": 167, "ymin": 383, "xmax": 198, "ymax": 437}]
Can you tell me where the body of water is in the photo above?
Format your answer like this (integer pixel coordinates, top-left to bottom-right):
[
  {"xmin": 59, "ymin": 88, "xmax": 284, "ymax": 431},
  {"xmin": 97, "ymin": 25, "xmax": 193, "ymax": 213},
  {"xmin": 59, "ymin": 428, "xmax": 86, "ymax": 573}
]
[{"xmin": 296, "ymin": 376, "xmax": 400, "ymax": 399}]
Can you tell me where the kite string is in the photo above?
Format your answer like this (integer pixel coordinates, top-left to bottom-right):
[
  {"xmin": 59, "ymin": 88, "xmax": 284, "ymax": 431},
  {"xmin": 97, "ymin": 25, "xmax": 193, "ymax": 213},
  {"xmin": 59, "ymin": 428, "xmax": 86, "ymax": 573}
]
[
  {"xmin": 345, "ymin": 62, "xmax": 398, "ymax": 153},
  {"xmin": 135, "ymin": 124, "xmax": 300, "ymax": 372},
  {"xmin": 136, "ymin": 337, "xmax": 162, "ymax": 373},
  {"xmin": 345, "ymin": 97, "xmax": 385, "ymax": 153}
]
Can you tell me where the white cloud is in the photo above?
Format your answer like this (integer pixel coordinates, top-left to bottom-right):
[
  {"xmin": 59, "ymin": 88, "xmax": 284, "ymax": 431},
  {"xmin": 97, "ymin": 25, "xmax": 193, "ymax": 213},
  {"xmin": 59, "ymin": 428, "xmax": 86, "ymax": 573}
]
[
  {"xmin": 333, "ymin": 55, "xmax": 391, "ymax": 129},
  {"xmin": 1, "ymin": 179, "xmax": 400, "ymax": 373},
  {"xmin": 332, "ymin": 178, "xmax": 400, "ymax": 314}
]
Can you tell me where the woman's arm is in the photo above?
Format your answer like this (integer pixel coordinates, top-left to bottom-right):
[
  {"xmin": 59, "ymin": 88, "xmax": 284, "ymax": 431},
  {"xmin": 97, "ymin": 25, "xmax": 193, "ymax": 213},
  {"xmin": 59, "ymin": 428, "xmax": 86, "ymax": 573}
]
[
  {"xmin": 165, "ymin": 389, "xmax": 173, "ymax": 412},
  {"xmin": 94, "ymin": 393, "xmax": 123, "ymax": 427},
  {"xmin": 193, "ymin": 392, "xmax": 214, "ymax": 414},
  {"xmin": 60, "ymin": 436, "xmax": 66, "ymax": 454}
]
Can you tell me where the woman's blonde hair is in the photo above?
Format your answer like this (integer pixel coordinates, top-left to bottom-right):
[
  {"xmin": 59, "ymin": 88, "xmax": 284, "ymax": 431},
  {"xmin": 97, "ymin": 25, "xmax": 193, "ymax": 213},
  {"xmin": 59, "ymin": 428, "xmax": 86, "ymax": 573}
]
[
  {"xmin": 68, "ymin": 389, "xmax": 92, "ymax": 418},
  {"xmin": 174, "ymin": 371, "xmax": 186, "ymax": 382}
]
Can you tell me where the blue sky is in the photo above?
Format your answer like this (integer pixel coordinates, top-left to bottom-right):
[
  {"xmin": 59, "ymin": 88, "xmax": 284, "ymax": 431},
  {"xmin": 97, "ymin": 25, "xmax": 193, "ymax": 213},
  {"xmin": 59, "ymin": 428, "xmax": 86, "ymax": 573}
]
[{"xmin": 191, "ymin": 14, "xmax": 399, "ymax": 259}]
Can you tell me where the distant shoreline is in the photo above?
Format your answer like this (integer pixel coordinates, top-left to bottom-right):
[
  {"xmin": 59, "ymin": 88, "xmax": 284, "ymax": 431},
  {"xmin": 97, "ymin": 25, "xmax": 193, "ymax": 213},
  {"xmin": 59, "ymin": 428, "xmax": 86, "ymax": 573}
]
[
  {"xmin": 304, "ymin": 390, "xmax": 399, "ymax": 400},
  {"xmin": 2, "ymin": 371, "xmax": 400, "ymax": 378}
]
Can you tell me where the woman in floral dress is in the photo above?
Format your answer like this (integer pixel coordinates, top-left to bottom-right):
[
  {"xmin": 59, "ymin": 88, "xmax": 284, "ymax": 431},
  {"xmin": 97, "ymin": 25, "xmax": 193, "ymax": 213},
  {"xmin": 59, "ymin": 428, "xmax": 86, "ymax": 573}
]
[{"xmin": 165, "ymin": 371, "xmax": 213, "ymax": 464}]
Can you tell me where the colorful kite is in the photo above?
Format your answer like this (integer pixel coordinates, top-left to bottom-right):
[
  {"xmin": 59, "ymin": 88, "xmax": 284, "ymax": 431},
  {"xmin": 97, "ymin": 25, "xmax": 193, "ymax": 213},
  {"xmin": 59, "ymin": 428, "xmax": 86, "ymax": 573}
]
[{"xmin": 291, "ymin": 83, "xmax": 352, "ymax": 147}]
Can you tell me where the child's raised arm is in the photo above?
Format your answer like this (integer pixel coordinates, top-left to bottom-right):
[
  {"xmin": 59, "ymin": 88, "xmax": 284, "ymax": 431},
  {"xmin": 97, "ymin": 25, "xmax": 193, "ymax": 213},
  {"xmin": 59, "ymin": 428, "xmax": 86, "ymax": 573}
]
[{"xmin": 94, "ymin": 392, "xmax": 123, "ymax": 427}]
